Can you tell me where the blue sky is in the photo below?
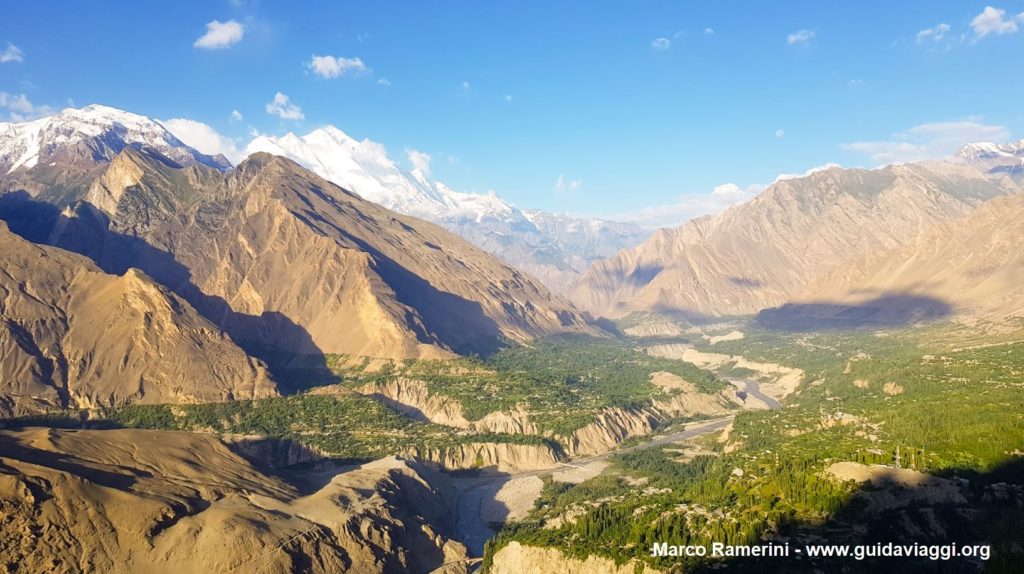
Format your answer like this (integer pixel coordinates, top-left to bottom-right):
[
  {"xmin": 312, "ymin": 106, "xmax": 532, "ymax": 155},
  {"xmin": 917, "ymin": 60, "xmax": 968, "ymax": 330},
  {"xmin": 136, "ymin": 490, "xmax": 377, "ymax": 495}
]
[{"xmin": 2, "ymin": 1, "xmax": 1023, "ymax": 224}]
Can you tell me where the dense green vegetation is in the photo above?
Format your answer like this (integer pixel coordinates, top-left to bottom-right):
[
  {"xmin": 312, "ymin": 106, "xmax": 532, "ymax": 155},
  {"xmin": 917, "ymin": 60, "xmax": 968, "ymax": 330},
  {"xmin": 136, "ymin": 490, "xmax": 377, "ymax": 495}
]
[
  {"xmin": 8, "ymin": 393, "xmax": 553, "ymax": 461},
  {"xmin": 330, "ymin": 335, "xmax": 727, "ymax": 436},
  {"xmin": 486, "ymin": 325, "xmax": 1024, "ymax": 571}
]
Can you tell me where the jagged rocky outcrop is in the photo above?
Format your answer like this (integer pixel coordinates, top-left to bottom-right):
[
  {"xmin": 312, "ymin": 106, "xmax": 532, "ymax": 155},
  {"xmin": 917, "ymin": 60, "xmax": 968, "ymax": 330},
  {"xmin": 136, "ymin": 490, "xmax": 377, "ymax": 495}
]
[{"xmin": 0, "ymin": 222, "xmax": 276, "ymax": 416}]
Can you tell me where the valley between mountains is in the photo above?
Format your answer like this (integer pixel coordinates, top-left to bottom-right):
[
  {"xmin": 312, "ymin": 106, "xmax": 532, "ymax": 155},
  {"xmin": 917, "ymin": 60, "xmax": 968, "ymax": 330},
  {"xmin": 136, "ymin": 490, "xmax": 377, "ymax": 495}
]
[{"xmin": 0, "ymin": 105, "xmax": 1023, "ymax": 573}]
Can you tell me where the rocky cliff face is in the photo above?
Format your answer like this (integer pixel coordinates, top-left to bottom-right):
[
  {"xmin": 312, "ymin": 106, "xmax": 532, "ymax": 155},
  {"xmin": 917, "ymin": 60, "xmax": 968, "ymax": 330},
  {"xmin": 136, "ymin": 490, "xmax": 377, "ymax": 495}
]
[
  {"xmin": 407, "ymin": 442, "xmax": 563, "ymax": 473},
  {"xmin": 489, "ymin": 542, "xmax": 662, "ymax": 574},
  {"xmin": 0, "ymin": 428, "xmax": 467, "ymax": 574},
  {"xmin": 564, "ymin": 385, "xmax": 744, "ymax": 457},
  {"xmin": 0, "ymin": 222, "xmax": 276, "ymax": 416},
  {"xmin": 360, "ymin": 378, "xmax": 539, "ymax": 434},
  {"xmin": 571, "ymin": 162, "xmax": 1018, "ymax": 319},
  {"xmin": 40, "ymin": 149, "xmax": 593, "ymax": 360}
]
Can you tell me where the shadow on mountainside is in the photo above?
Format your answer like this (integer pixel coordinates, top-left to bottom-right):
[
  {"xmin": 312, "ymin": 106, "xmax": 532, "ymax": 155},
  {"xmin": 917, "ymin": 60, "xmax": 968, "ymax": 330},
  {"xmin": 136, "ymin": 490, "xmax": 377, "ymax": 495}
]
[
  {"xmin": 756, "ymin": 293, "xmax": 954, "ymax": 332},
  {"xmin": 0, "ymin": 193, "xmax": 337, "ymax": 393},
  {"xmin": 289, "ymin": 193, "xmax": 506, "ymax": 357},
  {"xmin": 692, "ymin": 457, "xmax": 1024, "ymax": 574}
]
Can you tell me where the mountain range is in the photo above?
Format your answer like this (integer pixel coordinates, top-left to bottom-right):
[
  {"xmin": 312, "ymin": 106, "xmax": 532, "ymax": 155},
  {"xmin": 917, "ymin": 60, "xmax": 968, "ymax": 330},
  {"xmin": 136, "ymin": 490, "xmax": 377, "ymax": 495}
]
[
  {"xmin": 2, "ymin": 103, "xmax": 1023, "ymax": 411},
  {"xmin": 0, "ymin": 105, "xmax": 598, "ymax": 412},
  {"xmin": 569, "ymin": 160, "xmax": 1022, "ymax": 327}
]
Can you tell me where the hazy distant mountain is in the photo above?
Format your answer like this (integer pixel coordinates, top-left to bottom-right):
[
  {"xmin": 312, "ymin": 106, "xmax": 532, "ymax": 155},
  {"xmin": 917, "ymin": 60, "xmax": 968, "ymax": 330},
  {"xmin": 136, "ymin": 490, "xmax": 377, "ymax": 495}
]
[
  {"xmin": 0, "ymin": 220, "xmax": 275, "ymax": 416},
  {"xmin": 246, "ymin": 127, "xmax": 648, "ymax": 290},
  {"xmin": 956, "ymin": 140, "xmax": 1024, "ymax": 178},
  {"xmin": 0, "ymin": 105, "xmax": 230, "ymax": 206},
  {"xmin": 571, "ymin": 160, "xmax": 1020, "ymax": 321},
  {"xmin": 44, "ymin": 148, "xmax": 592, "ymax": 360}
]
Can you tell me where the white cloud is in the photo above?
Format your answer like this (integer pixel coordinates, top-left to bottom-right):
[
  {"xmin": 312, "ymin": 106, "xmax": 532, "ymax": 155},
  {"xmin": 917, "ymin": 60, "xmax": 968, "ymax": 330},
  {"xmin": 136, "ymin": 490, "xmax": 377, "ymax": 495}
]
[
  {"xmin": 651, "ymin": 37, "xmax": 671, "ymax": 50},
  {"xmin": 711, "ymin": 183, "xmax": 743, "ymax": 197},
  {"xmin": 971, "ymin": 6, "xmax": 1024, "ymax": 39},
  {"xmin": 1, "ymin": 42, "xmax": 23, "ymax": 63},
  {"xmin": 161, "ymin": 118, "xmax": 244, "ymax": 164},
  {"xmin": 194, "ymin": 20, "xmax": 245, "ymax": 49},
  {"xmin": 787, "ymin": 29, "xmax": 815, "ymax": 45},
  {"xmin": 843, "ymin": 120, "xmax": 1010, "ymax": 165},
  {"xmin": 704, "ymin": 28, "xmax": 715, "ymax": 35},
  {"xmin": 460, "ymin": 80, "xmax": 471, "ymax": 94},
  {"xmin": 775, "ymin": 129, "xmax": 785, "ymax": 138},
  {"xmin": 265, "ymin": 92, "xmax": 304, "ymax": 120},
  {"xmin": 406, "ymin": 148, "xmax": 431, "ymax": 176},
  {"xmin": 307, "ymin": 55, "xmax": 368, "ymax": 78},
  {"xmin": 613, "ymin": 182, "xmax": 760, "ymax": 228},
  {"xmin": 916, "ymin": 23, "xmax": 951, "ymax": 43},
  {"xmin": 229, "ymin": 109, "xmax": 243, "ymax": 122},
  {"xmin": 554, "ymin": 174, "xmax": 582, "ymax": 193},
  {"xmin": 774, "ymin": 162, "xmax": 842, "ymax": 182},
  {"xmin": 0, "ymin": 92, "xmax": 53, "ymax": 121},
  {"xmin": 376, "ymin": 78, "xmax": 391, "ymax": 86}
]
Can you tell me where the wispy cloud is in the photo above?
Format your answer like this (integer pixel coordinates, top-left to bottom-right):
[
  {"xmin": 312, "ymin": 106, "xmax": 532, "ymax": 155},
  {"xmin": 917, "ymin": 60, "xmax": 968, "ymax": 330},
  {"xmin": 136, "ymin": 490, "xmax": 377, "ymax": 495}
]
[
  {"xmin": 376, "ymin": 78, "xmax": 391, "ymax": 86},
  {"xmin": 916, "ymin": 23, "xmax": 951, "ymax": 44},
  {"xmin": 651, "ymin": 37, "xmax": 671, "ymax": 50},
  {"xmin": 194, "ymin": 20, "xmax": 245, "ymax": 50},
  {"xmin": 787, "ymin": 29, "xmax": 815, "ymax": 45},
  {"xmin": 265, "ymin": 92, "xmax": 304, "ymax": 120},
  {"xmin": 775, "ymin": 129, "xmax": 785, "ymax": 138},
  {"xmin": 162, "ymin": 118, "xmax": 244, "ymax": 164},
  {"xmin": 554, "ymin": 174, "xmax": 582, "ymax": 193},
  {"xmin": 971, "ymin": 6, "xmax": 1023, "ymax": 40},
  {"xmin": 405, "ymin": 148, "xmax": 432, "ymax": 176},
  {"xmin": 613, "ymin": 182, "xmax": 761, "ymax": 228},
  {"xmin": 460, "ymin": 80, "xmax": 471, "ymax": 94},
  {"xmin": 307, "ymin": 55, "xmax": 369, "ymax": 78},
  {"xmin": 774, "ymin": 162, "xmax": 842, "ymax": 182},
  {"xmin": 229, "ymin": 109, "xmax": 243, "ymax": 122},
  {"xmin": 1, "ymin": 42, "xmax": 23, "ymax": 63},
  {"xmin": 0, "ymin": 92, "xmax": 53, "ymax": 121},
  {"xmin": 843, "ymin": 119, "xmax": 1010, "ymax": 165}
]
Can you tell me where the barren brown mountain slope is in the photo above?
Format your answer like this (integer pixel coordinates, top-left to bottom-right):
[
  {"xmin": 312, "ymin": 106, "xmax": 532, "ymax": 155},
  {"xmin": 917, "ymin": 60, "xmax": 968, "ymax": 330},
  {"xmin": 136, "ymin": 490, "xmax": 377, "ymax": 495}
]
[
  {"xmin": 570, "ymin": 162, "xmax": 1018, "ymax": 319},
  {"xmin": 0, "ymin": 222, "xmax": 275, "ymax": 417},
  {"xmin": 43, "ymin": 149, "xmax": 592, "ymax": 359},
  {"xmin": 0, "ymin": 428, "xmax": 467, "ymax": 574},
  {"xmin": 794, "ymin": 191, "xmax": 1024, "ymax": 322}
]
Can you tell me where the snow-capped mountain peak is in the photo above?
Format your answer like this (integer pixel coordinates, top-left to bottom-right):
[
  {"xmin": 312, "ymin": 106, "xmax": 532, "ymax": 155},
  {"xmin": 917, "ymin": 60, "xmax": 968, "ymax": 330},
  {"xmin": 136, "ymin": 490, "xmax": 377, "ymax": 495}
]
[
  {"xmin": 0, "ymin": 104, "xmax": 230, "ymax": 175},
  {"xmin": 244, "ymin": 126, "xmax": 522, "ymax": 224},
  {"xmin": 957, "ymin": 140, "xmax": 1024, "ymax": 175},
  {"xmin": 241, "ymin": 125, "xmax": 649, "ymax": 290}
]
